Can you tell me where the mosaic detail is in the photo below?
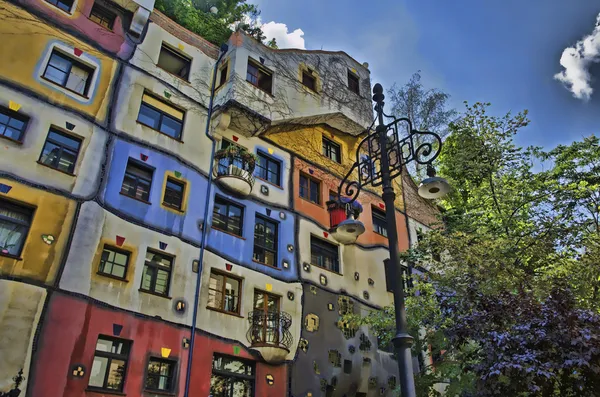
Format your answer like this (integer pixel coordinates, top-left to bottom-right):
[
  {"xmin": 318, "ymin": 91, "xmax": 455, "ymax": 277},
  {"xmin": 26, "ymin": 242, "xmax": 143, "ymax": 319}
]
[
  {"xmin": 299, "ymin": 338, "xmax": 309, "ymax": 353},
  {"xmin": 319, "ymin": 274, "xmax": 328, "ymax": 286},
  {"xmin": 359, "ymin": 333, "xmax": 372, "ymax": 351},
  {"xmin": 71, "ymin": 364, "xmax": 85, "ymax": 378},
  {"xmin": 305, "ymin": 313, "xmax": 319, "ymax": 332}
]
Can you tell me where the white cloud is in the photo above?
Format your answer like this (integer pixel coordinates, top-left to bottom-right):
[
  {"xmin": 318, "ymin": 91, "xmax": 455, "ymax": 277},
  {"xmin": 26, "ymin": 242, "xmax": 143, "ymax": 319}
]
[
  {"xmin": 554, "ymin": 14, "xmax": 600, "ymax": 100},
  {"xmin": 261, "ymin": 21, "xmax": 305, "ymax": 49}
]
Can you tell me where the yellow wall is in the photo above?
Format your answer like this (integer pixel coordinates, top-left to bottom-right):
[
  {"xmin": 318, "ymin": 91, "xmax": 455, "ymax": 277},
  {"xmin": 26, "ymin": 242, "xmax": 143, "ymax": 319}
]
[
  {"xmin": 0, "ymin": 0, "xmax": 117, "ymax": 120},
  {"xmin": 267, "ymin": 125, "xmax": 405, "ymax": 210},
  {"xmin": 0, "ymin": 179, "xmax": 77, "ymax": 284}
]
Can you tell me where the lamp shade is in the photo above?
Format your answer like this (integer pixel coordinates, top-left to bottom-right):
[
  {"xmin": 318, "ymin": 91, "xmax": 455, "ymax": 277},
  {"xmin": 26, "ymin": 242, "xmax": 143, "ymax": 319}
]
[{"xmin": 418, "ymin": 176, "xmax": 451, "ymax": 199}]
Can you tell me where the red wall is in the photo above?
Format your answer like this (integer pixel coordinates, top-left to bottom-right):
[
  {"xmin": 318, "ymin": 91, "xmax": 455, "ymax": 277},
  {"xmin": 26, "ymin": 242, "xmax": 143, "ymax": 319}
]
[{"xmin": 30, "ymin": 293, "xmax": 287, "ymax": 397}]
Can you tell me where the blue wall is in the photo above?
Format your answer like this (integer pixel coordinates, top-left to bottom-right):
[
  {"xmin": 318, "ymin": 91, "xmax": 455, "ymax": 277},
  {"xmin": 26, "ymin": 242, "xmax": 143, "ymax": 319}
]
[{"xmin": 102, "ymin": 139, "xmax": 298, "ymax": 281}]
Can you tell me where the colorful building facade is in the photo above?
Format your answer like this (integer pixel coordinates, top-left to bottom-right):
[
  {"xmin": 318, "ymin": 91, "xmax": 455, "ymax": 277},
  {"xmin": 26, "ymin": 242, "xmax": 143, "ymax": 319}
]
[{"xmin": 0, "ymin": 1, "xmax": 440, "ymax": 396}]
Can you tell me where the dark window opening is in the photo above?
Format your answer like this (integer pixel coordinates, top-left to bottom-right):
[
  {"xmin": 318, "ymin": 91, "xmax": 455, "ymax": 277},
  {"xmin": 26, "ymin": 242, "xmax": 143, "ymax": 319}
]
[
  {"xmin": 218, "ymin": 64, "xmax": 228, "ymax": 87},
  {"xmin": 0, "ymin": 106, "xmax": 29, "ymax": 142},
  {"xmin": 255, "ymin": 151, "xmax": 281, "ymax": 186},
  {"xmin": 0, "ymin": 198, "xmax": 33, "ymax": 258},
  {"xmin": 343, "ymin": 359, "xmax": 352, "ymax": 374},
  {"xmin": 322, "ymin": 137, "xmax": 341, "ymax": 163},
  {"xmin": 38, "ymin": 128, "xmax": 82, "ymax": 174},
  {"xmin": 89, "ymin": 3, "xmax": 116, "ymax": 29},
  {"xmin": 98, "ymin": 245, "xmax": 130, "ymax": 279},
  {"xmin": 302, "ymin": 70, "xmax": 316, "ymax": 91},
  {"xmin": 137, "ymin": 93, "xmax": 184, "ymax": 140},
  {"xmin": 210, "ymin": 354, "xmax": 255, "ymax": 397},
  {"xmin": 120, "ymin": 159, "xmax": 154, "ymax": 202},
  {"xmin": 311, "ymin": 236, "xmax": 339, "ymax": 273},
  {"xmin": 163, "ymin": 177, "xmax": 185, "ymax": 210},
  {"xmin": 212, "ymin": 196, "xmax": 244, "ymax": 237},
  {"xmin": 299, "ymin": 173, "xmax": 321, "ymax": 204},
  {"xmin": 45, "ymin": 0, "xmax": 74, "ymax": 13},
  {"xmin": 208, "ymin": 270, "xmax": 242, "ymax": 314},
  {"xmin": 140, "ymin": 249, "xmax": 173, "ymax": 296},
  {"xmin": 157, "ymin": 44, "xmax": 192, "ymax": 80},
  {"xmin": 42, "ymin": 49, "xmax": 95, "ymax": 96},
  {"xmin": 372, "ymin": 206, "xmax": 388, "ymax": 237},
  {"xmin": 145, "ymin": 358, "xmax": 176, "ymax": 392},
  {"xmin": 348, "ymin": 70, "xmax": 360, "ymax": 94},
  {"xmin": 384, "ymin": 259, "xmax": 411, "ymax": 293},
  {"xmin": 88, "ymin": 336, "xmax": 131, "ymax": 392},
  {"xmin": 253, "ymin": 215, "xmax": 278, "ymax": 267},
  {"xmin": 246, "ymin": 59, "xmax": 272, "ymax": 94}
]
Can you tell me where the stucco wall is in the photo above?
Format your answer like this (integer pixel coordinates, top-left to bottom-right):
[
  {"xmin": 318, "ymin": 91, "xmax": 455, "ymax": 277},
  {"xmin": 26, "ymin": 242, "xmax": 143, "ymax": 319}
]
[{"xmin": 0, "ymin": 280, "xmax": 46, "ymax": 393}]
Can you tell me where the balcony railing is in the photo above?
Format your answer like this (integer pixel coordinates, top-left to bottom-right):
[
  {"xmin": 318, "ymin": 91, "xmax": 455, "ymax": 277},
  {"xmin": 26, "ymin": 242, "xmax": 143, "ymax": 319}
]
[
  {"xmin": 246, "ymin": 310, "xmax": 293, "ymax": 351},
  {"xmin": 213, "ymin": 147, "xmax": 256, "ymax": 196}
]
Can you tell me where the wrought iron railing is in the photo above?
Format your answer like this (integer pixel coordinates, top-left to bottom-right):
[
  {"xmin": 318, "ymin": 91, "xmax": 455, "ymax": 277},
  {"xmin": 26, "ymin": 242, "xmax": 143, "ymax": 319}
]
[
  {"xmin": 213, "ymin": 149, "xmax": 256, "ymax": 190},
  {"xmin": 246, "ymin": 310, "xmax": 293, "ymax": 350}
]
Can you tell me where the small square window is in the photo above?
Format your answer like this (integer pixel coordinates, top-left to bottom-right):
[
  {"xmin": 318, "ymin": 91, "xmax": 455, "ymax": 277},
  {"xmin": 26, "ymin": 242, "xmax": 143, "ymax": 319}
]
[
  {"xmin": 157, "ymin": 44, "xmax": 192, "ymax": 80},
  {"xmin": 137, "ymin": 92, "xmax": 185, "ymax": 140},
  {"xmin": 38, "ymin": 128, "xmax": 82, "ymax": 174},
  {"xmin": 163, "ymin": 177, "xmax": 185, "ymax": 211},
  {"xmin": 311, "ymin": 236, "xmax": 339, "ymax": 273},
  {"xmin": 88, "ymin": 336, "xmax": 131, "ymax": 392},
  {"xmin": 255, "ymin": 151, "xmax": 281, "ymax": 186},
  {"xmin": 299, "ymin": 173, "xmax": 321, "ymax": 205},
  {"xmin": 45, "ymin": 0, "xmax": 74, "ymax": 13},
  {"xmin": 42, "ymin": 49, "xmax": 95, "ymax": 97},
  {"xmin": 140, "ymin": 249, "xmax": 173, "ymax": 297},
  {"xmin": 0, "ymin": 198, "xmax": 34, "ymax": 258},
  {"xmin": 348, "ymin": 70, "xmax": 360, "ymax": 94},
  {"xmin": 98, "ymin": 245, "xmax": 130, "ymax": 279},
  {"xmin": 145, "ymin": 357, "xmax": 176, "ymax": 392},
  {"xmin": 207, "ymin": 270, "xmax": 242, "ymax": 314},
  {"xmin": 253, "ymin": 214, "xmax": 278, "ymax": 267},
  {"xmin": 246, "ymin": 59, "xmax": 272, "ymax": 94},
  {"xmin": 372, "ymin": 206, "xmax": 387, "ymax": 237},
  {"xmin": 302, "ymin": 70, "xmax": 316, "ymax": 91},
  {"xmin": 212, "ymin": 196, "xmax": 244, "ymax": 237},
  {"xmin": 322, "ymin": 137, "xmax": 341, "ymax": 163},
  {"xmin": 0, "ymin": 106, "xmax": 29, "ymax": 143},
  {"xmin": 89, "ymin": 3, "xmax": 116, "ymax": 30},
  {"xmin": 121, "ymin": 159, "xmax": 154, "ymax": 202}
]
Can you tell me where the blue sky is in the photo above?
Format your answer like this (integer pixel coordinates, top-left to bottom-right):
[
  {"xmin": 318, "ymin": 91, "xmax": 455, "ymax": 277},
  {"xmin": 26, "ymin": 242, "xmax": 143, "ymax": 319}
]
[{"xmin": 255, "ymin": 0, "xmax": 599, "ymax": 150}]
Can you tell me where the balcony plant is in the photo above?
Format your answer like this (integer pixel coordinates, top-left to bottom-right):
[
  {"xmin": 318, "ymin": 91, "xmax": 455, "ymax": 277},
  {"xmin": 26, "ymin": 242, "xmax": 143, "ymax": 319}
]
[{"xmin": 215, "ymin": 145, "xmax": 258, "ymax": 173}]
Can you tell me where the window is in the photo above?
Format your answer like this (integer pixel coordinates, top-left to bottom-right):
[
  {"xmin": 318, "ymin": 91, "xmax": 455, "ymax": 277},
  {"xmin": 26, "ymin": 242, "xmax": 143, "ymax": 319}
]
[
  {"xmin": 218, "ymin": 64, "xmax": 228, "ymax": 87},
  {"xmin": 120, "ymin": 159, "xmax": 153, "ymax": 202},
  {"xmin": 157, "ymin": 44, "xmax": 192, "ymax": 80},
  {"xmin": 89, "ymin": 3, "xmax": 116, "ymax": 29},
  {"xmin": 210, "ymin": 354, "xmax": 255, "ymax": 397},
  {"xmin": 38, "ymin": 128, "xmax": 82, "ymax": 174},
  {"xmin": 251, "ymin": 290, "xmax": 280, "ymax": 345},
  {"xmin": 343, "ymin": 359, "xmax": 352, "ymax": 374},
  {"xmin": 322, "ymin": 137, "xmax": 341, "ymax": 163},
  {"xmin": 98, "ymin": 246, "xmax": 129, "ymax": 279},
  {"xmin": 372, "ymin": 207, "xmax": 388, "ymax": 237},
  {"xmin": 328, "ymin": 350, "xmax": 341, "ymax": 367},
  {"xmin": 299, "ymin": 173, "xmax": 321, "ymax": 204},
  {"xmin": 207, "ymin": 270, "xmax": 242, "ymax": 314},
  {"xmin": 88, "ymin": 336, "xmax": 131, "ymax": 392},
  {"xmin": 255, "ymin": 151, "xmax": 281, "ymax": 186},
  {"xmin": 311, "ymin": 236, "xmax": 339, "ymax": 273},
  {"xmin": 0, "ymin": 199, "xmax": 33, "ymax": 257},
  {"xmin": 137, "ymin": 93, "xmax": 185, "ymax": 140},
  {"xmin": 246, "ymin": 59, "xmax": 272, "ymax": 93},
  {"xmin": 145, "ymin": 358, "xmax": 176, "ymax": 392},
  {"xmin": 140, "ymin": 250, "xmax": 173, "ymax": 296},
  {"xmin": 348, "ymin": 70, "xmax": 360, "ymax": 94},
  {"xmin": 302, "ymin": 70, "xmax": 316, "ymax": 91},
  {"xmin": 384, "ymin": 259, "xmax": 411, "ymax": 293},
  {"xmin": 212, "ymin": 197, "xmax": 244, "ymax": 237},
  {"xmin": 45, "ymin": 0, "xmax": 74, "ymax": 12},
  {"xmin": 163, "ymin": 178, "xmax": 185, "ymax": 210},
  {"xmin": 253, "ymin": 215, "xmax": 278, "ymax": 267},
  {"xmin": 0, "ymin": 106, "xmax": 28, "ymax": 142},
  {"xmin": 42, "ymin": 50, "xmax": 95, "ymax": 96}
]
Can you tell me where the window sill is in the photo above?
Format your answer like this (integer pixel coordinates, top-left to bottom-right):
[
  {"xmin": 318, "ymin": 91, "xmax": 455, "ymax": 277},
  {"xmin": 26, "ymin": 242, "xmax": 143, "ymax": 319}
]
[
  {"xmin": 144, "ymin": 389, "xmax": 176, "ymax": 396},
  {"xmin": 245, "ymin": 80, "xmax": 274, "ymax": 97},
  {"xmin": 156, "ymin": 65, "xmax": 191, "ymax": 85},
  {"xmin": 211, "ymin": 226, "xmax": 245, "ymax": 240},
  {"xmin": 252, "ymin": 259, "xmax": 280, "ymax": 270},
  {"xmin": 40, "ymin": 76, "xmax": 89, "ymax": 99},
  {"xmin": 206, "ymin": 305, "xmax": 244, "ymax": 318},
  {"xmin": 36, "ymin": 160, "xmax": 76, "ymax": 177},
  {"xmin": 321, "ymin": 154, "xmax": 342, "ymax": 165},
  {"xmin": 86, "ymin": 387, "xmax": 126, "ymax": 396},
  {"xmin": 119, "ymin": 191, "xmax": 151, "ymax": 205},
  {"xmin": 97, "ymin": 272, "xmax": 129, "ymax": 282},
  {"xmin": 139, "ymin": 288, "xmax": 172, "ymax": 299},
  {"xmin": 255, "ymin": 176, "xmax": 283, "ymax": 190},
  {"xmin": 136, "ymin": 121, "xmax": 184, "ymax": 143},
  {"xmin": 0, "ymin": 252, "xmax": 23, "ymax": 260},
  {"xmin": 299, "ymin": 196, "xmax": 323, "ymax": 208},
  {"xmin": 161, "ymin": 202, "xmax": 185, "ymax": 214},
  {"xmin": 310, "ymin": 263, "xmax": 342, "ymax": 276},
  {"xmin": 373, "ymin": 231, "xmax": 388, "ymax": 238},
  {"xmin": 0, "ymin": 134, "xmax": 24, "ymax": 145}
]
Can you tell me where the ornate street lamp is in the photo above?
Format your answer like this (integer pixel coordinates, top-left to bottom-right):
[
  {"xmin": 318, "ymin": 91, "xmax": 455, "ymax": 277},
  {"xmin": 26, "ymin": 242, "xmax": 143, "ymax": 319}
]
[{"xmin": 333, "ymin": 83, "xmax": 449, "ymax": 397}]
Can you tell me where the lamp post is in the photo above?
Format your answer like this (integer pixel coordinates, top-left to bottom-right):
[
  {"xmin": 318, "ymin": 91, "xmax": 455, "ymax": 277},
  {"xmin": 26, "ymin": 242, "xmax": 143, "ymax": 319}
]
[{"xmin": 334, "ymin": 83, "xmax": 449, "ymax": 397}]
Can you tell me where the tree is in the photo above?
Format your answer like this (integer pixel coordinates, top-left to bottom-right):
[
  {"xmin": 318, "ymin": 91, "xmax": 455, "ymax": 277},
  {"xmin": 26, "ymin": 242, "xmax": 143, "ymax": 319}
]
[
  {"xmin": 266, "ymin": 37, "xmax": 278, "ymax": 49},
  {"xmin": 387, "ymin": 72, "xmax": 457, "ymax": 179}
]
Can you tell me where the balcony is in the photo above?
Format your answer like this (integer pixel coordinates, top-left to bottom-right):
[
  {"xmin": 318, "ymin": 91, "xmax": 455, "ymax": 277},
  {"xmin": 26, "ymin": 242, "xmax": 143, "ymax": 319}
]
[
  {"xmin": 213, "ymin": 147, "xmax": 256, "ymax": 196},
  {"xmin": 246, "ymin": 310, "xmax": 293, "ymax": 364}
]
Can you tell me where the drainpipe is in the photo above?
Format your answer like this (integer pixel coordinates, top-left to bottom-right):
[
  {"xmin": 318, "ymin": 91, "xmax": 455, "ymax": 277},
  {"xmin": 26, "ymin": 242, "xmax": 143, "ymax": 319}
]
[{"xmin": 183, "ymin": 42, "xmax": 229, "ymax": 397}]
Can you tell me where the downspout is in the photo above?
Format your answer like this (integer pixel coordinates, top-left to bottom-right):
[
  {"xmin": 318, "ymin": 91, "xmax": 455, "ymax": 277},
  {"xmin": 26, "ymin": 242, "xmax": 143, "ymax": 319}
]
[{"xmin": 183, "ymin": 42, "xmax": 229, "ymax": 397}]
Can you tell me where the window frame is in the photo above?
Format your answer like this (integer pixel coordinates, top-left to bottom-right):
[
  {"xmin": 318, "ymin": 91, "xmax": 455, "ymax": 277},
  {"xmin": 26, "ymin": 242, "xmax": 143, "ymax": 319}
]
[
  {"xmin": 207, "ymin": 269, "xmax": 243, "ymax": 315},
  {"xmin": 322, "ymin": 137, "xmax": 341, "ymax": 163},
  {"xmin": 210, "ymin": 354, "xmax": 255, "ymax": 397},
  {"xmin": 384, "ymin": 259, "xmax": 411, "ymax": 293},
  {"xmin": 137, "ymin": 92, "xmax": 185, "ymax": 141},
  {"xmin": 254, "ymin": 150, "xmax": 281, "ymax": 187},
  {"xmin": 89, "ymin": 2, "xmax": 117, "ymax": 30},
  {"xmin": 0, "ymin": 105, "xmax": 29, "ymax": 143},
  {"xmin": 120, "ymin": 158, "xmax": 154, "ymax": 203},
  {"xmin": 372, "ymin": 206, "xmax": 388, "ymax": 237},
  {"xmin": 212, "ymin": 196, "xmax": 244, "ymax": 237},
  {"xmin": 97, "ymin": 245, "xmax": 130, "ymax": 281},
  {"xmin": 217, "ymin": 62, "xmax": 228, "ymax": 88},
  {"xmin": 140, "ymin": 249, "xmax": 174, "ymax": 297},
  {"xmin": 38, "ymin": 127, "xmax": 82, "ymax": 175},
  {"xmin": 302, "ymin": 70, "xmax": 317, "ymax": 92},
  {"xmin": 162, "ymin": 177, "xmax": 186, "ymax": 211},
  {"xmin": 299, "ymin": 173, "xmax": 321, "ymax": 205},
  {"xmin": 0, "ymin": 198, "xmax": 34, "ymax": 258},
  {"xmin": 45, "ymin": 0, "xmax": 74, "ymax": 13},
  {"xmin": 87, "ymin": 335, "xmax": 131, "ymax": 392},
  {"xmin": 246, "ymin": 58, "xmax": 273, "ymax": 94},
  {"xmin": 252, "ymin": 214, "xmax": 278, "ymax": 267},
  {"xmin": 145, "ymin": 357, "xmax": 177, "ymax": 393},
  {"xmin": 252, "ymin": 289, "xmax": 281, "ymax": 346},
  {"xmin": 157, "ymin": 43, "xmax": 192, "ymax": 81},
  {"xmin": 310, "ymin": 236, "xmax": 340, "ymax": 273},
  {"xmin": 42, "ymin": 49, "xmax": 95, "ymax": 97},
  {"xmin": 348, "ymin": 70, "xmax": 360, "ymax": 95}
]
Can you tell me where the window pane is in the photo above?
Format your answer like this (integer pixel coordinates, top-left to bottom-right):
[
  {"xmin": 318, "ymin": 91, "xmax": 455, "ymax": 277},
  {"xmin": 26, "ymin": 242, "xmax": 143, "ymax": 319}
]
[
  {"xmin": 48, "ymin": 53, "xmax": 71, "ymax": 73},
  {"xmin": 224, "ymin": 278, "xmax": 239, "ymax": 312},
  {"xmin": 8, "ymin": 117, "xmax": 25, "ymax": 130},
  {"xmin": 137, "ymin": 104, "xmax": 161, "ymax": 129},
  {"xmin": 158, "ymin": 46, "xmax": 191, "ymax": 79},
  {"xmin": 88, "ymin": 356, "xmax": 109, "ymax": 387},
  {"xmin": 56, "ymin": 148, "xmax": 77, "ymax": 173},
  {"xmin": 0, "ymin": 218, "xmax": 26, "ymax": 256},
  {"xmin": 310, "ymin": 180, "xmax": 319, "ymax": 203},
  {"xmin": 154, "ymin": 269, "xmax": 169, "ymax": 294},
  {"xmin": 141, "ymin": 265, "xmax": 153, "ymax": 290},
  {"xmin": 106, "ymin": 359, "xmax": 126, "ymax": 390},
  {"xmin": 160, "ymin": 116, "xmax": 182, "ymax": 139},
  {"xmin": 65, "ymin": 65, "xmax": 90, "ymax": 95},
  {"xmin": 39, "ymin": 141, "xmax": 60, "ymax": 167}
]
